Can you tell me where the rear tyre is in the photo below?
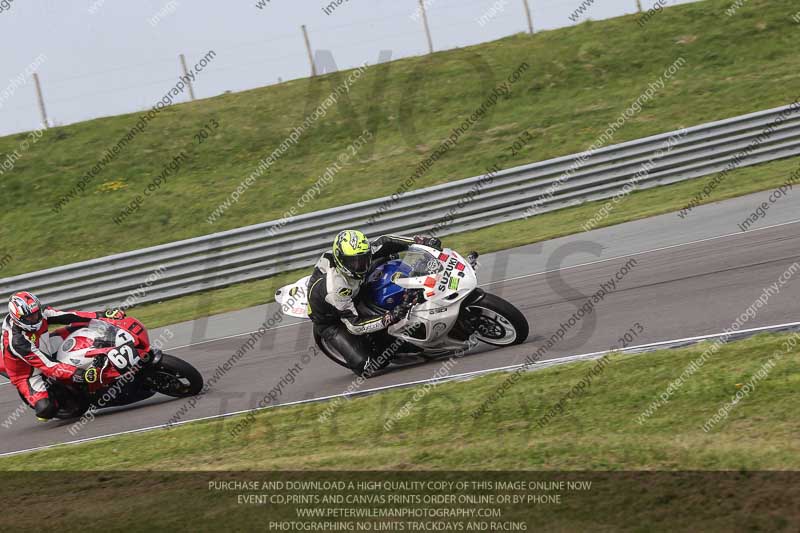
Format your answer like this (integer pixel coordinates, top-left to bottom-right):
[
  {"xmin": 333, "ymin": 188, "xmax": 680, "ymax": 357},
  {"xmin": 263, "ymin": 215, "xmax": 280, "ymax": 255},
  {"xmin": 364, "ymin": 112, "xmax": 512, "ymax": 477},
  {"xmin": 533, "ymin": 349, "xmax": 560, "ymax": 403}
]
[
  {"xmin": 148, "ymin": 354, "xmax": 203, "ymax": 398},
  {"xmin": 464, "ymin": 292, "xmax": 529, "ymax": 346}
]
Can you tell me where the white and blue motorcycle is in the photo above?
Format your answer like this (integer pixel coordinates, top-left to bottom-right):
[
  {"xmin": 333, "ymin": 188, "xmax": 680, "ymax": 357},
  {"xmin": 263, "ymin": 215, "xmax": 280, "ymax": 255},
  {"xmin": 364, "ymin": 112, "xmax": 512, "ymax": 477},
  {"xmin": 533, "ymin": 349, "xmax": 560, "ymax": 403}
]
[{"xmin": 276, "ymin": 244, "xmax": 529, "ymax": 371}]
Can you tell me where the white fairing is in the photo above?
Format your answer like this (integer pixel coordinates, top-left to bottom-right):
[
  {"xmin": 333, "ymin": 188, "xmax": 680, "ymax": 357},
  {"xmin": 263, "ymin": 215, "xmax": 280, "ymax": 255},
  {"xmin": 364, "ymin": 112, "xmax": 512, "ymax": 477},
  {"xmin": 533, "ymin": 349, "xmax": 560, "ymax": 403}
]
[
  {"xmin": 279, "ymin": 246, "xmax": 480, "ymax": 355},
  {"xmin": 388, "ymin": 246, "xmax": 479, "ymax": 353},
  {"xmin": 55, "ymin": 319, "xmax": 135, "ymax": 368},
  {"xmin": 275, "ymin": 275, "xmax": 311, "ymax": 319}
]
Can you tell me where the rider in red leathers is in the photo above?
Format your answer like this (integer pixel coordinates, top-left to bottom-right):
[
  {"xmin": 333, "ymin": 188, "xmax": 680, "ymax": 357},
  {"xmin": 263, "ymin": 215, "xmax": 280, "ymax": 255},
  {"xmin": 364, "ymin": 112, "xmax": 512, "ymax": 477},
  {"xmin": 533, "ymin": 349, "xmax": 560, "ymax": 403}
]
[{"xmin": 1, "ymin": 291, "xmax": 124, "ymax": 420}]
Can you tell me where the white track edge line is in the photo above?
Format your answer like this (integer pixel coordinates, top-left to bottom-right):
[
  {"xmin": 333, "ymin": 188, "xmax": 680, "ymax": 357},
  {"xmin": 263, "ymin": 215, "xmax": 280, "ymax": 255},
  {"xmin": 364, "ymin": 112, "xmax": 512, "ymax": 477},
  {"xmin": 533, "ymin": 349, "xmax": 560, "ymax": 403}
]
[{"xmin": 1, "ymin": 319, "xmax": 797, "ymax": 459}]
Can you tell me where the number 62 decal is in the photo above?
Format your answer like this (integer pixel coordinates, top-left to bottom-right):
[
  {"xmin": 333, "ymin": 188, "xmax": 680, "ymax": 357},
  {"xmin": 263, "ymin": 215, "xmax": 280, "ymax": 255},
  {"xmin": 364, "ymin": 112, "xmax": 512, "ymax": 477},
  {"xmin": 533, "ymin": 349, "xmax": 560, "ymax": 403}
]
[{"xmin": 107, "ymin": 344, "xmax": 140, "ymax": 369}]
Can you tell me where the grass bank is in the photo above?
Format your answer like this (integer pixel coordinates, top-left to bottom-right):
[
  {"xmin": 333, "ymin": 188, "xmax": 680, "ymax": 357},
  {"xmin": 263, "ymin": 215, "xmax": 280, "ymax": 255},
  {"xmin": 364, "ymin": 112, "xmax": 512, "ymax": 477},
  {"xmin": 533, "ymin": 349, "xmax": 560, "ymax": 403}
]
[
  {"xmin": 4, "ymin": 331, "xmax": 798, "ymax": 470},
  {"xmin": 1, "ymin": 0, "xmax": 799, "ymax": 277},
  {"xmin": 3, "ymin": 331, "xmax": 797, "ymax": 529}
]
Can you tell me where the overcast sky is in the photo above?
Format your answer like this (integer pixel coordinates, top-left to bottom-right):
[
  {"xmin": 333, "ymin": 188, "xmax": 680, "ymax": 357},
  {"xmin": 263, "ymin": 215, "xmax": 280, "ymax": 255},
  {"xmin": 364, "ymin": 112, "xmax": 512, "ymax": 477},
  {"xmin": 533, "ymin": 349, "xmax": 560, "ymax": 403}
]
[{"xmin": 0, "ymin": 0, "xmax": 696, "ymax": 137}]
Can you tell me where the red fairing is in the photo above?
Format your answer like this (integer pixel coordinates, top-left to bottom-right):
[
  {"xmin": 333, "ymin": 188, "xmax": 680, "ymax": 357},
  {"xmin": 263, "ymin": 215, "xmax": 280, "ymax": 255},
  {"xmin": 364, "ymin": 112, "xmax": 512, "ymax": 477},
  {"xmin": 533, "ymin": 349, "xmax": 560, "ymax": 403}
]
[
  {"xmin": 82, "ymin": 348, "xmax": 122, "ymax": 389},
  {"xmin": 70, "ymin": 335, "xmax": 95, "ymax": 352},
  {"xmin": 101, "ymin": 316, "xmax": 151, "ymax": 352}
]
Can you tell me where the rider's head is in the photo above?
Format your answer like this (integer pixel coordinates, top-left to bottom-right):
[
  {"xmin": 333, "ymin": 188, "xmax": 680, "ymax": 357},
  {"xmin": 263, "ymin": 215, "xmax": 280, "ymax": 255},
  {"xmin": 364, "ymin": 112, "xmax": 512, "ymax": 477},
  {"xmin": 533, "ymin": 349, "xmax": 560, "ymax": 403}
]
[
  {"xmin": 332, "ymin": 230, "xmax": 371, "ymax": 280},
  {"xmin": 8, "ymin": 291, "xmax": 43, "ymax": 331}
]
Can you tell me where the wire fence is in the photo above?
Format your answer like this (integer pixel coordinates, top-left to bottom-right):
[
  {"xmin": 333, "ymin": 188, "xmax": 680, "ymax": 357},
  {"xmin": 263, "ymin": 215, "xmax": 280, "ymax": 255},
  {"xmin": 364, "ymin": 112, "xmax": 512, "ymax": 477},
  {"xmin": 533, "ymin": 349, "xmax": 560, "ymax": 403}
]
[{"xmin": 0, "ymin": 0, "xmax": 679, "ymax": 136}]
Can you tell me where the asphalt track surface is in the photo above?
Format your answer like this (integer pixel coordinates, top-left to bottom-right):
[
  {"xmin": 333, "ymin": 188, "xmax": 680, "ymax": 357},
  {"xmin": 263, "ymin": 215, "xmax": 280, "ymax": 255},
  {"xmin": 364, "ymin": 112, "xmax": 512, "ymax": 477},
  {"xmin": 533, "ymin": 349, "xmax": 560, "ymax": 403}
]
[{"xmin": 1, "ymin": 187, "xmax": 799, "ymax": 455}]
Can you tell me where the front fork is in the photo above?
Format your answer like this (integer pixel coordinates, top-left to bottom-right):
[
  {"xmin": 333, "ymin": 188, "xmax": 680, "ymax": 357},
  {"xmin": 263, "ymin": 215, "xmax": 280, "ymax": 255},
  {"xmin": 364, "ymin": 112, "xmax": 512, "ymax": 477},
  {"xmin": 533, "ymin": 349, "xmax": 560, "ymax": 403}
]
[{"xmin": 451, "ymin": 289, "xmax": 486, "ymax": 341}]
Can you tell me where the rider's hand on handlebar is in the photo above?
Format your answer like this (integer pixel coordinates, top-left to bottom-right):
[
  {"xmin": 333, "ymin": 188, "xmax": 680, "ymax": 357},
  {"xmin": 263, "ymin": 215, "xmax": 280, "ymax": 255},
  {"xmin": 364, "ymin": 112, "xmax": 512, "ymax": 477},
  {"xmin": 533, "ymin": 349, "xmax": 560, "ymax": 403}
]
[
  {"xmin": 72, "ymin": 367, "xmax": 99, "ymax": 385},
  {"xmin": 385, "ymin": 306, "xmax": 409, "ymax": 326},
  {"xmin": 401, "ymin": 289, "xmax": 421, "ymax": 308},
  {"xmin": 383, "ymin": 290, "xmax": 420, "ymax": 326},
  {"xmin": 98, "ymin": 308, "xmax": 126, "ymax": 320},
  {"xmin": 382, "ymin": 310, "xmax": 402, "ymax": 327},
  {"xmin": 414, "ymin": 235, "xmax": 442, "ymax": 250}
]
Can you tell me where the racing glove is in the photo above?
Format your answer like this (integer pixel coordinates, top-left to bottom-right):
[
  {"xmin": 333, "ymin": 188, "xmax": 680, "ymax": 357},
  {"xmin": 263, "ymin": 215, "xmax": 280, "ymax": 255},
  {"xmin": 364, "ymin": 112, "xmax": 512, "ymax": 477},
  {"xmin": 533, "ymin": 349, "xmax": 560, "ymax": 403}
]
[
  {"xmin": 382, "ymin": 308, "xmax": 405, "ymax": 327},
  {"xmin": 72, "ymin": 367, "xmax": 100, "ymax": 385},
  {"xmin": 98, "ymin": 309, "xmax": 126, "ymax": 320},
  {"xmin": 466, "ymin": 251, "xmax": 479, "ymax": 269},
  {"xmin": 382, "ymin": 290, "xmax": 420, "ymax": 326},
  {"xmin": 90, "ymin": 354, "xmax": 114, "ymax": 383},
  {"xmin": 414, "ymin": 235, "xmax": 442, "ymax": 250}
]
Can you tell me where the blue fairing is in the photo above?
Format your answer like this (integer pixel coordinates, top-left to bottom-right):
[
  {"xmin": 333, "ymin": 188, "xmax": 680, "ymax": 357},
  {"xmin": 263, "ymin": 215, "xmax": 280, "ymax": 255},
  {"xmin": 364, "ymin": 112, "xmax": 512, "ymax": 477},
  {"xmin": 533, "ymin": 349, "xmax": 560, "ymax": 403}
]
[{"xmin": 365, "ymin": 260, "xmax": 409, "ymax": 310}]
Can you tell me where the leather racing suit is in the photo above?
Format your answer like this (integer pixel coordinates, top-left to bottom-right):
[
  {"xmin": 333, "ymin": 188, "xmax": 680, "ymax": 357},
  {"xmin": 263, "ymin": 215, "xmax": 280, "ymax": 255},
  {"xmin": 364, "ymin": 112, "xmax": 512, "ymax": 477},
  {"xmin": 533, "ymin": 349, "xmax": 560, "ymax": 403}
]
[
  {"xmin": 307, "ymin": 235, "xmax": 420, "ymax": 375},
  {"xmin": 1, "ymin": 307, "xmax": 117, "ymax": 419}
]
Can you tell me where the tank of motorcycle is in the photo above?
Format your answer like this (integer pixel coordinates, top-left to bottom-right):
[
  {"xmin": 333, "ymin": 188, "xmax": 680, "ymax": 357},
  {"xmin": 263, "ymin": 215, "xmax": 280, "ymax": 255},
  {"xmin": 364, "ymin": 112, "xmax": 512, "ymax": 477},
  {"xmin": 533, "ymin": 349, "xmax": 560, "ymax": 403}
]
[
  {"xmin": 367, "ymin": 246, "xmax": 477, "ymax": 308},
  {"xmin": 275, "ymin": 275, "xmax": 311, "ymax": 319},
  {"xmin": 55, "ymin": 319, "xmax": 136, "ymax": 367},
  {"xmin": 365, "ymin": 260, "xmax": 413, "ymax": 310}
]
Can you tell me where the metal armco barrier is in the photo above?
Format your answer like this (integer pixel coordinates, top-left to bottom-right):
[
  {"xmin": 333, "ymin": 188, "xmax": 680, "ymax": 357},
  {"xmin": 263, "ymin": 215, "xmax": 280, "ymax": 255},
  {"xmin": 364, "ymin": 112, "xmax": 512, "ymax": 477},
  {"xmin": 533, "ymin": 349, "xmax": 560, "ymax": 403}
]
[{"xmin": 3, "ymin": 102, "xmax": 800, "ymax": 311}]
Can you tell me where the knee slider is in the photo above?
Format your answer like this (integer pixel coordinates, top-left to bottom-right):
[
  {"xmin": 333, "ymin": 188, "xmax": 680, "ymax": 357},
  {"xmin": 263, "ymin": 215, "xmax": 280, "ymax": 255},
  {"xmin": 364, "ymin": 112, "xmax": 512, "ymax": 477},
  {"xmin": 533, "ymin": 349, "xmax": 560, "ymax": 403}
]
[{"xmin": 34, "ymin": 398, "xmax": 57, "ymax": 420}]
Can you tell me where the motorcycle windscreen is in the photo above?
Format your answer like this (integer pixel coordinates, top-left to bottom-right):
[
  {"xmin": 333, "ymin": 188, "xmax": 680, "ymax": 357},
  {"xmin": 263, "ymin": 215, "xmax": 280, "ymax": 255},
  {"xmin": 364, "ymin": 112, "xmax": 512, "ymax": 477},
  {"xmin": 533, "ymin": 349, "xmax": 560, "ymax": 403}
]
[
  {"xmin": 86, "ymin": 319, "xmax": 120, "ymax": 348},
  {"xmin": 275, "ymin": 275, "xmax": 311, "ymax": 319}
]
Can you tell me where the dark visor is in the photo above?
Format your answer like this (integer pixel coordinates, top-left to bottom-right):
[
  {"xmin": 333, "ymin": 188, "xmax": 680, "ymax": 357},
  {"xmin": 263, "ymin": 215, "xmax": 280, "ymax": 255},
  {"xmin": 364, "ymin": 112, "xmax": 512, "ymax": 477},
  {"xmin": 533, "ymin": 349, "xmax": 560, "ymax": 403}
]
[
  {"xmin": 20, "ymin": 309, "xmax": 42, "ymax": 325},
  {"xmin": 343, "ymin": 254, "xmax": 371, "ymax": 275}
]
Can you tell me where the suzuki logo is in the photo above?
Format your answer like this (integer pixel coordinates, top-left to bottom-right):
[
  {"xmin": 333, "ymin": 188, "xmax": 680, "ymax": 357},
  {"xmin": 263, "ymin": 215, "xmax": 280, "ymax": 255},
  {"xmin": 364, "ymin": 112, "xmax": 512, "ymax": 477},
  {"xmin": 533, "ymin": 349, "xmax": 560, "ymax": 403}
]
[{"xmin": 437, "ymin": 256, "xmax": 459, "ymax": 292}]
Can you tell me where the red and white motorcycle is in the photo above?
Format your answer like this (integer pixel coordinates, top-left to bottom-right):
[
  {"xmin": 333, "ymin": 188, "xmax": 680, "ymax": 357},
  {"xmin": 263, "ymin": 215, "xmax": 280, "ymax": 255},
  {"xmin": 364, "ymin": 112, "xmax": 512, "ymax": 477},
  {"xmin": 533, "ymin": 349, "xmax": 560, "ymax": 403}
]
[{"xmin": 41, "ymin": 316, "xmax": 202, "ymax": 419}]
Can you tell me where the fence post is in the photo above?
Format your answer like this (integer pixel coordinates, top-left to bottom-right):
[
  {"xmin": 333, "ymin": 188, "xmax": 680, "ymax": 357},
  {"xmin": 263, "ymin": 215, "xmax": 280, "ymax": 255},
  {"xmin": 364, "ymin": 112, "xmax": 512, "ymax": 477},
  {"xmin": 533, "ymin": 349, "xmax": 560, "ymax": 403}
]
[
  {"xmin": 418, "ymin": 0, "xmax": 434, "ymax": 54},
  {"xmin": 179, "ymin": 54, "xmax": 197, "ymax": 101},
  {"xmin": 522, "ymin": 0, "xmax": 534, "ymax": 34},
  {"xmin": 301, "ymin": 25, "xmax": 318, "ymax": 77},
  {"xmin": 32, "ymin": 73, "xmax": 49, "ymax": 129}
]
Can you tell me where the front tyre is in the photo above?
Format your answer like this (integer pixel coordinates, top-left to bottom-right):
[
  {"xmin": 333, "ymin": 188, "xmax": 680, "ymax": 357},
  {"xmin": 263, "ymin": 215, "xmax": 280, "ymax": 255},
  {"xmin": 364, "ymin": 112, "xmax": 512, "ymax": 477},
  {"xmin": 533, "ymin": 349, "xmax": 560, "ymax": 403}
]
[
  {"xmin": 148, "ymin": 354, "xmax": 203, "ymax": 398},
  {"xmin": 464, "ymin": 292, "xmax": 529, "ymax": 346}
]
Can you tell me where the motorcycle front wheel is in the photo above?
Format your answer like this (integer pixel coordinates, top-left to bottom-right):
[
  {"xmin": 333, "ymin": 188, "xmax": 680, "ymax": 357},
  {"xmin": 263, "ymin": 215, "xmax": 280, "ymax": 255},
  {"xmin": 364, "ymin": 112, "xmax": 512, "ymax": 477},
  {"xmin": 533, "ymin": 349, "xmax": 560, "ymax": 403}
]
[
  {"xmin": 464, "ymin": 292, "xmax": 529, "ymax": 346},
  {"xmin": 147, "ymin": 354, "xmax": 204, "ymax": 398}
]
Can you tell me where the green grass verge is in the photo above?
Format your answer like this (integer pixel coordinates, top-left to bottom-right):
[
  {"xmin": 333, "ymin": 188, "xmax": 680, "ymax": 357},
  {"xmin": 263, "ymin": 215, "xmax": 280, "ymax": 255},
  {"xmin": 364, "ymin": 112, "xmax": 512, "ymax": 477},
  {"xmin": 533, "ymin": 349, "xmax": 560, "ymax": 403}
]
[
  {"xmin": 444, "ymin": 155, "xmax": 800, "ymax": 256},
  {"xmin": 4, "ymin": 331, "xmax": 798, "ymax": 471},
  {"xmin": 131, "ymin": 269, "xmax": 305, "ymax": 329},
  {"xmin": 134, "ymin": 154, "xmax": 800, "ymax": 329},
  {"xmin": 1, "ymin": 0, "xmax": 799, "ymax": 277}
]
